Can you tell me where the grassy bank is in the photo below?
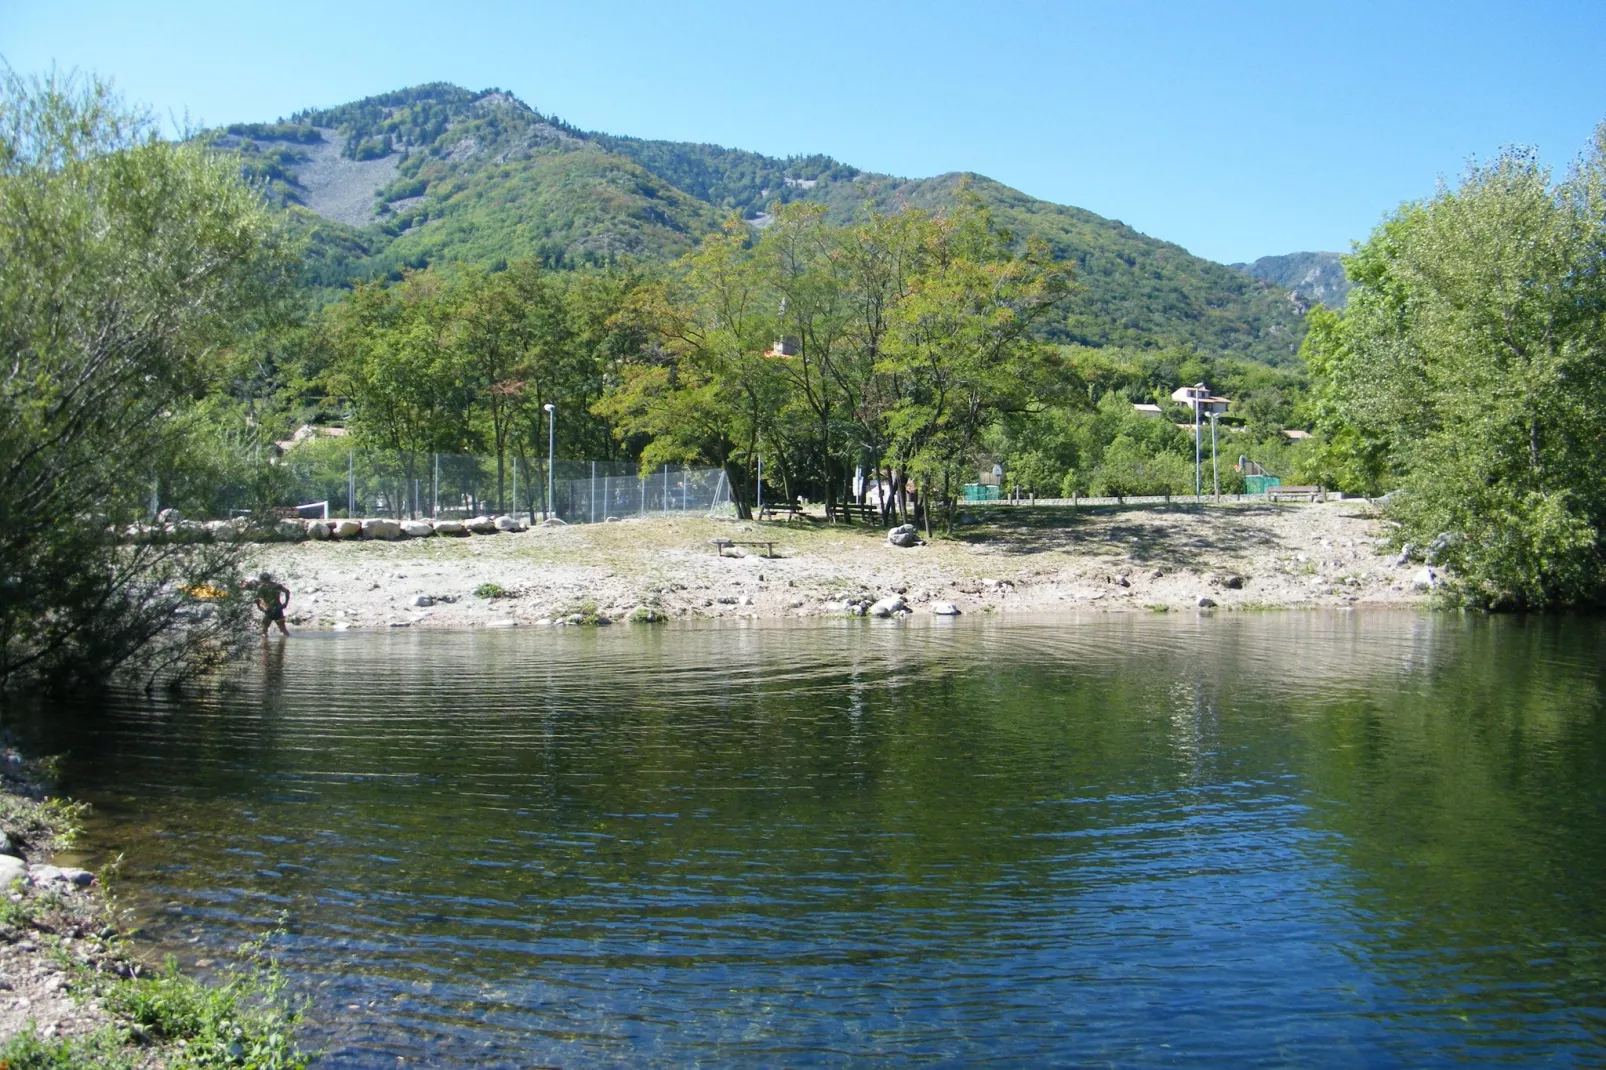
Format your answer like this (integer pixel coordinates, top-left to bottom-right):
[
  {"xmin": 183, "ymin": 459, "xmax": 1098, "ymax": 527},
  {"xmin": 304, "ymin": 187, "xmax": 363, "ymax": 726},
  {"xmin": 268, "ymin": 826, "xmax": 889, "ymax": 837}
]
[{"xmin": 0, "ymin": 744, "xmax": 308, "ymax": 1068}]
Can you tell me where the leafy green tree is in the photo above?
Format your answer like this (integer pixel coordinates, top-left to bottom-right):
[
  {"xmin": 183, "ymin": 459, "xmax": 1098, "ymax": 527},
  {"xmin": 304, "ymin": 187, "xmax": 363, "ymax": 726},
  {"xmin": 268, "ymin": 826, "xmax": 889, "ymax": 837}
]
[
  {"xmin": 1325, "ymin": 128, "xmax": 1606, "ymax": 607},
  {"xmin": 0, "ymin": 70, "xmax": 293, "ymax": 689},
  {"xmin": 326, "ymin": 273, "xmax": 473, "ymax": 515}
]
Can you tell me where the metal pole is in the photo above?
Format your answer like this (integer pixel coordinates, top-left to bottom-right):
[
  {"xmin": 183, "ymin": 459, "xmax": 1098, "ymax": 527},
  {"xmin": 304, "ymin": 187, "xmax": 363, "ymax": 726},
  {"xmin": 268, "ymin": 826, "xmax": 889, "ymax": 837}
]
[
  {"xmin": 433, "ymin": 453, "xmax": 439, "ymax": 518},
  {"xmin": 640, "ymin": 473, "xmax": 646, "ymax": 516},
  {"xmin": 682, "ymin": 464, "xmax": 688, "ymax": 512},
  {"xmin": 590, "ymin": 461, "xmax": 597, "ymax": 524},
  {"xmin": 544, "ymin": 403, "xmax": 555, "ymax": 521},
  {"xmin": 603, "ymin": 473, "xmax": 609, "ymax": 520},
  {"xmin": 512, "ymin": 457, "xmax": 518, "ymax": 520},
  {"xmin": 1211, "ymin": 413, "xmax": 1220, "ymax": 500},
  {"xmin": 757, "ymin": 447, "xmax": 763, "ymax": 515},
  {"xmin": 348, "ymin": 450, "xmax": 355, "ymax": 518},
  {"xmin": 1193, "ymin": 383, "xmax": 1205, "ymax": 498},
  {"xmin": 664, "ymin": 466, "xmax": 669, "ymax": 515}
]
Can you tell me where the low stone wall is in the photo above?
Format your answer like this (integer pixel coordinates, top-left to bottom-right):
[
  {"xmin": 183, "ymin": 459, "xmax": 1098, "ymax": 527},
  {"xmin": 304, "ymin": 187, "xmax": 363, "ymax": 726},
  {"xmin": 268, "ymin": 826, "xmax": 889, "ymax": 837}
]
[{"xmin": 120, "ymin": 514, "xmax": 538, "ymax": 544}]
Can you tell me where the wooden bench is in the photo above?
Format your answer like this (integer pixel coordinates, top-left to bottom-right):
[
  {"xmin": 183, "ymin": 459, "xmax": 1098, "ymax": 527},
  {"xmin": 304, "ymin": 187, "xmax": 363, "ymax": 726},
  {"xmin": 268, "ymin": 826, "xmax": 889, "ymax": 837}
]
[
  {"xmin": 1267, "ymin": 485, "xmax": 1325, "ymax": 502},
  {"xmin": 711, "ymin": 538, "xmax": 777, "ymax": 558},
  {"xmin": 834, "ymin": 502, "xmax": 885, "ymax": 525}
]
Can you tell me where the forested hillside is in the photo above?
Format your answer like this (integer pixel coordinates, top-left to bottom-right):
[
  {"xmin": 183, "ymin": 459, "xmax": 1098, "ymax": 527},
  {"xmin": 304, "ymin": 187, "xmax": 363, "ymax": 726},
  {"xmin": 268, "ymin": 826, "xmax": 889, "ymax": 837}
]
[{"xmin": 209, "ymin": 83, "xmax": 1311, "ymax": 364}]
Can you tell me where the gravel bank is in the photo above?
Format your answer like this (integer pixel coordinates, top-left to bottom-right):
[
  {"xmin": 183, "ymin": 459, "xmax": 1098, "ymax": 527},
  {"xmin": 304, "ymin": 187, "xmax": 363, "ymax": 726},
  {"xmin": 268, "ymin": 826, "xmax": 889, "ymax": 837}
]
[{"xmin": 244, "ymin": 501, "xmax": 1426, "ymax": 631}]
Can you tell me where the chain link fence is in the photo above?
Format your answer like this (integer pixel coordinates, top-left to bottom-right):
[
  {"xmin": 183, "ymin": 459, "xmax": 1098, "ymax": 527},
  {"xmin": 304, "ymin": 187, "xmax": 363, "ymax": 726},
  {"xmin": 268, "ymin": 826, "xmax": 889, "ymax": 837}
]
[{"xmin": 206, "ymin": 442, "xmax": 733, "ymax": 524}]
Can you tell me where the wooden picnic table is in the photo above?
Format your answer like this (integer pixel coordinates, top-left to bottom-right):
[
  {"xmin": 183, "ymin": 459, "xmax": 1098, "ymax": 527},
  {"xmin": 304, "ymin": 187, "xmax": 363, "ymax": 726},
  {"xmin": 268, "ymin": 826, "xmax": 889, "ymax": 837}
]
[{"xmin": 758, "ymin": 503, "xmax": 807, "ymax": 522}]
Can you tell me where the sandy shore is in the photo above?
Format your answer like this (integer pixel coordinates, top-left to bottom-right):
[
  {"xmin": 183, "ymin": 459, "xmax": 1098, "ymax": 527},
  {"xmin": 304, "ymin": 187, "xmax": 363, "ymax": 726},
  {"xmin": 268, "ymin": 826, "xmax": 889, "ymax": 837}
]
[{"xmin": 245, "ymin": 501, "xmax": 1426, "ymax": 631}]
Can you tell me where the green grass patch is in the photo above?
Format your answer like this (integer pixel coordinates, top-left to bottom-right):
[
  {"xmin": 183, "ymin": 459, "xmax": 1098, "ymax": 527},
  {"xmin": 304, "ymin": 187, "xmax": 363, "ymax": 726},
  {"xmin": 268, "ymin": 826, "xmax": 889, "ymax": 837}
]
[
  {"xmin": 473, "ymin": 582, "xmax": 514, "ymax": 600},
  {"xmin": 0, "ymin": 1024, "xmax": 136, "ymax": 1069}
]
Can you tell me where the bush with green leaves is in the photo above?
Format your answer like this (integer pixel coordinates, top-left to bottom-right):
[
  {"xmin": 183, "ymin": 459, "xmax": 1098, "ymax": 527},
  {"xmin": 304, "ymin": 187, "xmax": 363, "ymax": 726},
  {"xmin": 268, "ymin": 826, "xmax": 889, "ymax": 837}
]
[
  {"xmin": 1309, "ymin": 124, "xmax": 1606, "ymax": 608},
  {"xmin": 0, "ymin": 71, "xmax": 293, "ymax": 688}
]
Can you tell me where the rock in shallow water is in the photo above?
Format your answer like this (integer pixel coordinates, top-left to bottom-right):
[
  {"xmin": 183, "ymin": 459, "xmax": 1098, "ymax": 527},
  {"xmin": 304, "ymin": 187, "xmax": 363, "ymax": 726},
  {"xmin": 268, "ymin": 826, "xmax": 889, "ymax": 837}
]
[
  {"xmin": 869, "ymin": 596, "xmax": 907, "ymax": 618},
  {"xmin": 29, "ymin": 863, "xmax": 93, "ymax": 887},
  {"xmin": 931, "ymin": 601, "xmax": 961, "ymax": 616}
]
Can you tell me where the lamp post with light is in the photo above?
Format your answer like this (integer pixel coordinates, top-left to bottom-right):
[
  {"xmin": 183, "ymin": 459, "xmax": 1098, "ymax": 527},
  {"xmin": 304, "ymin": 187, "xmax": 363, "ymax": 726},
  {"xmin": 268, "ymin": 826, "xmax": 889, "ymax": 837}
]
[{"xmin": 543, "ymin": 402, "xmax": 556, "ymax": 521}]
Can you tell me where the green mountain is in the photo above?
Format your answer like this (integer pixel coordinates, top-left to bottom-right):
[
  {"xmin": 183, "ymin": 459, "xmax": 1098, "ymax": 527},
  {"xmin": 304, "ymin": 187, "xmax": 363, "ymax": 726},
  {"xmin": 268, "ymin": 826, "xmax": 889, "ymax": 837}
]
[
  {"xmin": 1231, "ymin": 251, "xmax": 1352, "ymax": 310},
  {"xmin": 214, "ymin": 83, "xmax": 1311, "ymax": 364}
]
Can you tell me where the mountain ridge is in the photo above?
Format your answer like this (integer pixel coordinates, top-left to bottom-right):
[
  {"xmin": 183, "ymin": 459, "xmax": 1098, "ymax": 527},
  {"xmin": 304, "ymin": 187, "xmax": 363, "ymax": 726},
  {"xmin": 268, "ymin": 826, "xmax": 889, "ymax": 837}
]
[{"xmin": 215, "ymin": 82, "xmax": 1311, "ymax": 364}]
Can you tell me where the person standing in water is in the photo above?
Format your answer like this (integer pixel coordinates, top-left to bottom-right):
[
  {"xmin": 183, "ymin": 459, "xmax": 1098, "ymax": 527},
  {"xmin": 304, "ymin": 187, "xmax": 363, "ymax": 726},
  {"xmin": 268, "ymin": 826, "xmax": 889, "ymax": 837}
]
[{"xmin": 253, "ymin": 572, "xmax": 290, "ymax": 636}]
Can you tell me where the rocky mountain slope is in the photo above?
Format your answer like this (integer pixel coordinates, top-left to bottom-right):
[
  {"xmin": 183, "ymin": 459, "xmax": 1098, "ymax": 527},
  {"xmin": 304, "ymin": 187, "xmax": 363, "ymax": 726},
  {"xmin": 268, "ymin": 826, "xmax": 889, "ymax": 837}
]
[
  {"xmin": 215, "ymin": 83, "xmax": 1313, "ymax": 364},
  {"xmin": 1231, "ymin": 251, "xmax": 1352, "ymax": 310}
]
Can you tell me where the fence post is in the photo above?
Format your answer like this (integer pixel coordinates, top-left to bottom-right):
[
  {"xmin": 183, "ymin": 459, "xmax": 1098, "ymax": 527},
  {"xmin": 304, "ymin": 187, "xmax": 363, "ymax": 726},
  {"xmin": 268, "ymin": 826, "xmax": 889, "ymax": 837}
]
[
  {"xmin": 348, "ymin": 450, "xmax": 355, "ymax": 518},
  {"xmin": 512, "ymin": 457, "xmax": 518, "ymax": 521},
  {"xmin": 663, "ymin": 465, "xmax": 669, "ymax": 516},
  {"xmin": 590, "ymin": 461, "xmax": 597, "ymax": 524},
  {"xmin": 639, "ymin": 472, "xmax": 646, "ymax": 516},
  {"xmin": 682, "ymin": 464, "xmax": 688, "ymax": 512},
  {"xmin": 433, "ymin": 453, "xmax": 439, "ymax": 519}
]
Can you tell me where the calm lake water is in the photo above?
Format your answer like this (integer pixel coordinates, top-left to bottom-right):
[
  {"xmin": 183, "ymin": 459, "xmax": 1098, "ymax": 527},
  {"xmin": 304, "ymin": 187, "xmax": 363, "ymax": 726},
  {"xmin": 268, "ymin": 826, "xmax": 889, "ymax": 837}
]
[{"xmin": 20, "ymin": 611, "xmax": 1606, "ymax": 1066}]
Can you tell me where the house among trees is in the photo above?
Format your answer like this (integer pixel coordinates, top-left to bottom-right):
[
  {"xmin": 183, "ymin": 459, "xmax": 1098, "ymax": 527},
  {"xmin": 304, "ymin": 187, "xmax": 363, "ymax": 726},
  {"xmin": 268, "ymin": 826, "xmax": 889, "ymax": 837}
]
[
  {"xmin": 1131, "ymin": 403, "xmax": 1163, "ymax": 419},
  {"xmin": 1170, "ymin": 385, "xmax": 1231, "ymax": 416}
]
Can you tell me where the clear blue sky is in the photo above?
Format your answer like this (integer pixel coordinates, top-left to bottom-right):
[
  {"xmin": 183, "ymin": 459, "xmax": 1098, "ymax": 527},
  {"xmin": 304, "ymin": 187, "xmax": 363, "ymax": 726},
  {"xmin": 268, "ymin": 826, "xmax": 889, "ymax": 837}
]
[{"xmin": 4, "ymin": 0, "xmax": 1602, "ymax": 264}]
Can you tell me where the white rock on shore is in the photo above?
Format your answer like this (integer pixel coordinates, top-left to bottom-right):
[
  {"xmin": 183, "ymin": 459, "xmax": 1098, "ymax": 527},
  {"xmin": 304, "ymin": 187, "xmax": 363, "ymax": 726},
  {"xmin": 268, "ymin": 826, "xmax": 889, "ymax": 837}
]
[
  {"xmin": 869, "ymin": 595, "xmax": 907, "ymax": 618},
  {"xmin": 400, "ymin": 520, "xmax": 435, "ymax": 538},
  {"xmin": 363, "ymin": 518, "xmax": 403, "ymax": 540}
]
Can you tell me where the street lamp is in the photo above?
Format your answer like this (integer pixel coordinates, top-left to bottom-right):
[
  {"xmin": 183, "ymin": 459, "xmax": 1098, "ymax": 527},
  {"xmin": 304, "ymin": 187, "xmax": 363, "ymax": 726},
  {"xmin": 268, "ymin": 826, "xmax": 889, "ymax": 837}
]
[
  {"xmin": 1193, "ymin": 381, "xmax": 1206, "ymax": 498},
  {"xmin": 543, "ymin": 403, "xmax": 556, "ymax": 521},
  {"xmin": 1209, "ymin": 411, "xmax": 1221, "ymax": 500}
]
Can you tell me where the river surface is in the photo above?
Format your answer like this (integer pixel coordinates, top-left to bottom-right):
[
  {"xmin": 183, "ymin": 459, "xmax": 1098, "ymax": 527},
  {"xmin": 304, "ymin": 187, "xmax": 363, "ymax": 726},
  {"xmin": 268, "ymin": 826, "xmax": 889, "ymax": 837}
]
[{"xmin": 21, "ymin": 611, "xmax": 1606, "ymax": 1066}]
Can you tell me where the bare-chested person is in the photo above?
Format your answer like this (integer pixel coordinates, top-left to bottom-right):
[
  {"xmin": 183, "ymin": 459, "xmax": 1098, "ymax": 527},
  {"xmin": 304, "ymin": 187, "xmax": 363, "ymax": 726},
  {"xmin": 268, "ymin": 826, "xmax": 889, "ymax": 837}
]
[{"xmin": 253, "ymin": 572, "xmax": 290, "ymax": 636}]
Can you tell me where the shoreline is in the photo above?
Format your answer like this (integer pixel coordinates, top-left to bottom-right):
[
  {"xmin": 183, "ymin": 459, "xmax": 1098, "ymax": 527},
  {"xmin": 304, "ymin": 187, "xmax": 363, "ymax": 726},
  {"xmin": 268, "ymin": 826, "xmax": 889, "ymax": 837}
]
[
  {"xmin": 242, "ymin": 502, "xmax": 1427, "ymax": 633},
  {"xmin": 0, "ymin": 744, "xmax": 305, "ymax": 1065}
]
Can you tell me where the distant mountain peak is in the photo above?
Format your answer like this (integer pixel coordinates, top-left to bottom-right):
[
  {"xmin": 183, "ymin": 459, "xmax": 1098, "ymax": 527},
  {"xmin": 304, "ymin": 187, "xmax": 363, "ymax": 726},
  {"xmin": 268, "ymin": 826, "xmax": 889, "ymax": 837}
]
[{"xmin": 1231, "ymin": 251, "xmax": 1352, "ymax": 310}]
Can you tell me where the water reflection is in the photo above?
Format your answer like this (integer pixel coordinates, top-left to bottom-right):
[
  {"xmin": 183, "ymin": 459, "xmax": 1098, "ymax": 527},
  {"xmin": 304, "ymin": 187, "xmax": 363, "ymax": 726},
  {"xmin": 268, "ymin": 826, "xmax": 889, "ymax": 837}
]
[{"xmin": 20, "ymin": 611, "xmax": 1606, "ymax": 1066}]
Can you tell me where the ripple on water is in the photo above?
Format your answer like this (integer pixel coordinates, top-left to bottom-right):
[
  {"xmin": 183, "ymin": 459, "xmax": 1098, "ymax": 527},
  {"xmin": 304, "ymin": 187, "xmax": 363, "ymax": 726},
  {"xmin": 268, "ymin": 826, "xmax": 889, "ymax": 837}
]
[{"xmin": 23, "ymin": 611, "xmax": 1606, "ymax": 1067}]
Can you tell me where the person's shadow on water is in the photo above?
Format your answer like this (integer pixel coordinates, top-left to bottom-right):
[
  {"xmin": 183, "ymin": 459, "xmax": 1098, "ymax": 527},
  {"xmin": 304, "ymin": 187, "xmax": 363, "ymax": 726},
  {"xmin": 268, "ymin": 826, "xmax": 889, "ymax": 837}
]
[{"xmin": 261, "ymin": 634, "xmax": 288, "ymax": 692}]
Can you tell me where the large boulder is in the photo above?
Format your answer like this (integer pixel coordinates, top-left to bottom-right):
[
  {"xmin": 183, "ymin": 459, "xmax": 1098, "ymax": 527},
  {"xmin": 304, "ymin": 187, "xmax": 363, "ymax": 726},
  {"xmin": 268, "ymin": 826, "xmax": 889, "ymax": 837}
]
[
  {"xmin": 401, "ymin": 519, "xmax": 435, "ymax": 539},
  {"xmin": 887, "ymin": 524, "xmax": 920, "ymax": 548},
  {"xmin": 275, "ymin": 518, "xmax": 307, "ymax": 542},
  {"xmin": 306, "ymin": 520, "xmax": 331, "ymax": 540},
  {"xmin": 465, "ymin": 515, "xmax": 499, "ymax": 535},
  {"xmin": 205, "ymin": 519, "xmax": 238, "ymax": 542},
  {"xmin": 931, "ymin": 601, "xmax": 961, "ymax": 616},
  {"xmin": 362, "ymin": 518, "xmax": 403, "ymax": 540},
  {"xmin": 869, "ymin": 595, "xmax": 907, "ymax": 618},
  {"xmin": 0, "ymin": 854, "xmax": 24, "ymax": 886},
  {"xmin": 432, "ymin": 520, "xmax": 468, "ymax": 536},
  {"xmin": 1412, "ymin": 567, "xmax": 1437, "ymax": 591},
  {"xmin": 331, "ymin": 518, "xmax": 362, "ymax": 539},
  {"xmin": 493, "ymin": 514, "xmax": 523, "ymax": 532}
]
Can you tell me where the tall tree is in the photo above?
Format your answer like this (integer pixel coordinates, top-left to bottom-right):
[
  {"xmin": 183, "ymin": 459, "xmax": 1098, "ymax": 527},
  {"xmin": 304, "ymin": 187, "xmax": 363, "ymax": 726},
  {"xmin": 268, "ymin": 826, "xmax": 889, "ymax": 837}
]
[
  {"xmin": 326, "ymin": 273, "xmax": 472, "ymax": 516},
  {"xmin": 0, "ymin": 71, "xmax": 293, "ymax": 688},
  {"xmin": 1318, "ymin": 126, "xmax": 1606, "ymax": 607}
]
